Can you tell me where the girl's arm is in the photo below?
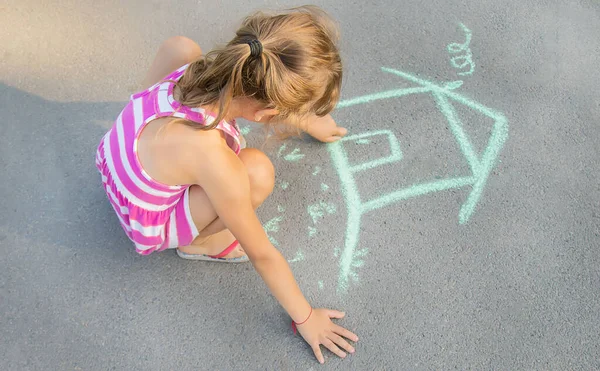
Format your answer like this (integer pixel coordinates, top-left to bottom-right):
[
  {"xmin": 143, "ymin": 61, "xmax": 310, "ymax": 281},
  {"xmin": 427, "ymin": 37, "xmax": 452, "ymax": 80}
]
[{"xmin": 190, "ymin": 139, "xmax": 358, "ymax": 363}]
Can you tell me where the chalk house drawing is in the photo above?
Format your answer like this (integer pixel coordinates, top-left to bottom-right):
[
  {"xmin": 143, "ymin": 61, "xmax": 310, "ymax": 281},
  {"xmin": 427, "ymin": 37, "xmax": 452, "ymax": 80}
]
[{"xmin": 329, "ymin": 67, "xmax": 509, "ymax": 293}]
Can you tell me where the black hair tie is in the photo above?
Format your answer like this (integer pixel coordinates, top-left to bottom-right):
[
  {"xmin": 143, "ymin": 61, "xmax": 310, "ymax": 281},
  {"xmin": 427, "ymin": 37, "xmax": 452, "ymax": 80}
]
[{"xmin": 247, "ymin": 39, "xmax": 263, "ymax": 59}]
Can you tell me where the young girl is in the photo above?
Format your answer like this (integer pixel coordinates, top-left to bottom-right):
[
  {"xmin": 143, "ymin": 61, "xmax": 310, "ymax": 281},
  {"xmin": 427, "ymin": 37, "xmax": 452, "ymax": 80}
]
[{"xmin": 95, "ymin": 6, "xmax": 356, "ymax": 363}]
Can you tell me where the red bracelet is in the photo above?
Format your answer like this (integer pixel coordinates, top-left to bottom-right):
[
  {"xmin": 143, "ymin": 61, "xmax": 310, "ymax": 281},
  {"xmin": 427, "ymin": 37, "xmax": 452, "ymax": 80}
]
[{"xmin": 291, "ymin": 307, "xmax": 313, "ymax": 334}]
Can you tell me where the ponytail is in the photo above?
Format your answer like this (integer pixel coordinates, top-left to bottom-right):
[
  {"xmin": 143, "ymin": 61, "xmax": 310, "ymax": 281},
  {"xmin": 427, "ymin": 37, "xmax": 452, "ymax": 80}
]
[{"xmin": 174, "ymin": 6, "xmax": 342, "ymax": 132}]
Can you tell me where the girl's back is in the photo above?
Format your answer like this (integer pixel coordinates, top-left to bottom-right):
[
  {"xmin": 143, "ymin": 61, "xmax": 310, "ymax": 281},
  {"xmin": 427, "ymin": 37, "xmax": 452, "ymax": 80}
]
[{"xmin": 96, "ymin": 65, "xmax": 243, "ymax": 254}]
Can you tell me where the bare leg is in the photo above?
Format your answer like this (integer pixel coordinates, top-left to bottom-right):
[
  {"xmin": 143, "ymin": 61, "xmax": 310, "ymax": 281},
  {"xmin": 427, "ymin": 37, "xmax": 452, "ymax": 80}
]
[
  {"xmin": 178, "ymin": 148, "xmax": 275, "ymax": 258},
  {"xmin": 141, "ymin": 36, "xmax": 203, "ymax": 90}
]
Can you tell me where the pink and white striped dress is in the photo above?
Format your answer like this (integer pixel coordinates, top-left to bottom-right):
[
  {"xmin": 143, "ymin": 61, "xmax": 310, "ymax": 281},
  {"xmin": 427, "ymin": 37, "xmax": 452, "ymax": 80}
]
[{"xmin": 95, "ymin": 64, "xmax": 243, "ymax": 255}]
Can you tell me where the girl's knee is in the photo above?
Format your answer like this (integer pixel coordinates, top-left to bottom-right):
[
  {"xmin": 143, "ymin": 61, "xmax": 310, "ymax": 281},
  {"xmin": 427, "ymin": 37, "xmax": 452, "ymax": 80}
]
[
  {"xmin": 161, "ymin": 36, "xmax": 202, "ymax": 62},
  {"xmin": 239, "ymin": 148, "xmax": 275, "ymax": 201}
]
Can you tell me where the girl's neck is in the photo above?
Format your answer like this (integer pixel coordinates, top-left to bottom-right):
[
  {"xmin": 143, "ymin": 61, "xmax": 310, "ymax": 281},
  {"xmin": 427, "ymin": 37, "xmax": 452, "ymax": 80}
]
[{"xmin": 205, "ymin": 101, "xmax": 242, "ymax": 123}]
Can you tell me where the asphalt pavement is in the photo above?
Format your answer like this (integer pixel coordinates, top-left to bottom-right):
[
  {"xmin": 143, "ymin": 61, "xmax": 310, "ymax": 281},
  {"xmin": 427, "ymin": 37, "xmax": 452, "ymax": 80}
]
[{"xmin": 2, "ymin": 0, "xmax": 599, "ymax": 369}]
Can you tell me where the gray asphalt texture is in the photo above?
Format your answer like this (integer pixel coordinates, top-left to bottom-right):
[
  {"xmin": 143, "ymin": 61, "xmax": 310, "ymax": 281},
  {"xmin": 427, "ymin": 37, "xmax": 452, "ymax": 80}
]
[{"xmin": 2, "ymin": 0, "xmax": 600, "ymax": 369}]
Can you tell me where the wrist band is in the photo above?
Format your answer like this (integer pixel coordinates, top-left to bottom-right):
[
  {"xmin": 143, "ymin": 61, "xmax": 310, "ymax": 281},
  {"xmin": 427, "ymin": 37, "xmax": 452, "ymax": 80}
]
[{"xmin": 291, "ymin": 307, "xmax": 313, "ymax": 334}]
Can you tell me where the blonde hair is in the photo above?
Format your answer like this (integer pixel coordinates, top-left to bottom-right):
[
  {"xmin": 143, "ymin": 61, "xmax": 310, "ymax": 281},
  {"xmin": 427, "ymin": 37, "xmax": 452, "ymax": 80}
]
[{"xmin": 175, "ymin": 5, "xmax": 342, "ymax": 134}]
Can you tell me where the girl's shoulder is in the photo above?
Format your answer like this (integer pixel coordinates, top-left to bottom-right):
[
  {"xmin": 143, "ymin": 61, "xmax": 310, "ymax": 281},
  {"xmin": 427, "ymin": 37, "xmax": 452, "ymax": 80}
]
[
  {"xmin": 167, "ymin": 123, "xmax": 243, "ymax": 184},
  {"xmin": 139, "ymin": 117, "xmax": 233, "ymax": 185},
  {"xmin": 166, "ymin": 121, "xmax": 234, "ymax": 161},
  {"xmin": 132, "ymin": 64, "xmax": 189, "ymax": 100}
]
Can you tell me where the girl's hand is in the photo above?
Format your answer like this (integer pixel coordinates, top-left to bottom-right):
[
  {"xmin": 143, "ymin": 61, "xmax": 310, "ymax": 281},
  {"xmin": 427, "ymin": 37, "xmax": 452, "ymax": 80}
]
[
  {"xmin": 304, "ymin": 114, "xmax": 348, "ymax": 143},
  {"xmin": 296, "ymin": 308, "xmax": 359, "ymax": 364}
]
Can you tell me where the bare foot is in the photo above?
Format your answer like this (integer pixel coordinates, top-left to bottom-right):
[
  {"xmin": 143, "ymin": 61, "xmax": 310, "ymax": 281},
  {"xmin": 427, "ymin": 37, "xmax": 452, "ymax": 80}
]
[{"xmin": 177, "ymin": 229, "xmax": 247, "ymax": 259}]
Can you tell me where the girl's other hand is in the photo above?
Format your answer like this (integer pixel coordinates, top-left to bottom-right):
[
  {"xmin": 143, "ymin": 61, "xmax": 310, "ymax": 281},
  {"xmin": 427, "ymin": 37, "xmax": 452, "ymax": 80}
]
[
  {"xmin": 296, "ymin": 308, "xmax": 359, "ymax": 364},
  {"xmin": 304, "ymin": 114, "xmax": 348, "ymax": 143}
]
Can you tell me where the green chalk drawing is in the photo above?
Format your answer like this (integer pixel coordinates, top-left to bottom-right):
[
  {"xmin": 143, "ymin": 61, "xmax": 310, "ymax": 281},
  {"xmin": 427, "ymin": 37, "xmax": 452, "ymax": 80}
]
[
  {"xmin": 276, "ymin": 143, "xmax": 305, "ymax": 162},
  {"xmin": 330, "ymin": 66, "xmax": 508, "ymax": 293},
  {"xmin": 240, "ymin": 125, "xmax": 252, "ymax": 135},
  {"xmin": 447, "ymin": 23, "xmax": 475, "ymax": 76},
  {"xmin": 320, "ymin": 200, "xmax": 337, "ymax": 214},
  {"xmin": 447, "ymin": 23, "xmax": 472, "ymax": 54},
  {"xmin": 337, "ymin": 87, "xmax": 431, "ymax": 109},
  {"xmin": 355, "ymin": 248, "xmax": 369, "ymax": 257},
  {"xmin": 307, "ymin": 204, "xmax": 324, "ymax": 225},
  {"xmin": 258, "ymin": 25, "xmax": 499, "ymax": 295},
  {"xmin": 452, "ymin": 53, "xmax": 475, "ymax": 76},
  {"xmin": 288, "ymin": 250, "xmax": 305, "ymax": 263},
  {"xmin": 342, "ymin": 250, "xmax": 372, "ymax": 287},
  {"xmin": 264, "ymin": 216, "xmax": 283, "ymax": 247},
  {"xmin": 264, "ymin": 216, "xmax": 283, "ymax": 232},
  {"xmin": 278, "ymin": 205, "xmax": 286, "ymax": 213},
  {"xmin": 277, "ymin": 143, "xmax": 287, "ymax": 158},
  {"xmin": 444, "ymin": 80, "xmax": 464, "ymax": 90},
  {"xmin": 352, "ymin": 259, "xmax": 365, "ymax": 268},
  {"xmin": 307, "ymin": 201, "xmax": 337, "ymax": 224},
  {"xmin": 284, "ymin": 148, "xmax": 305, "ymax": 162}
]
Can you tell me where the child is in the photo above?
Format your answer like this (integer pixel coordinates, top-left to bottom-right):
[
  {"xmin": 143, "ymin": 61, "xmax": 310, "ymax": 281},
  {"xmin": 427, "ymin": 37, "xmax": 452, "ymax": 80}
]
[{"xmin": 95, "ymin": 6, "xmax": 357, "ymax": 363}]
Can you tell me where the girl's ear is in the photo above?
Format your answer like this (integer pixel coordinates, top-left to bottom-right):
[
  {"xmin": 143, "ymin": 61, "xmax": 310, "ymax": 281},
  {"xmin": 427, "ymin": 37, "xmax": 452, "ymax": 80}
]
[{"xmin": 254, "ymin": 108, "xmax": 280, "ymax": 122}]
